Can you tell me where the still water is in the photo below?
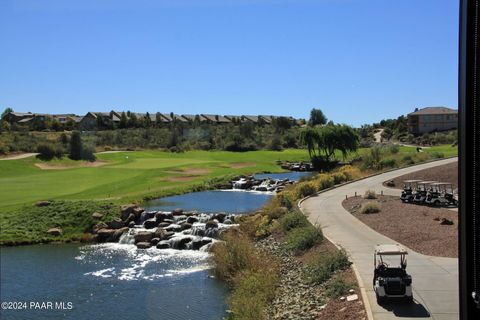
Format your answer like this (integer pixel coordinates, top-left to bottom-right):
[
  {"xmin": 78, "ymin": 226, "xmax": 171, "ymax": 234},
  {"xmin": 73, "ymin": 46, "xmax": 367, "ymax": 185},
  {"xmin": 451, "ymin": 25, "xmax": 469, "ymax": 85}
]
[{"xmin": 0, "ymin": 171, "xmax": 303, "ymax": 320}]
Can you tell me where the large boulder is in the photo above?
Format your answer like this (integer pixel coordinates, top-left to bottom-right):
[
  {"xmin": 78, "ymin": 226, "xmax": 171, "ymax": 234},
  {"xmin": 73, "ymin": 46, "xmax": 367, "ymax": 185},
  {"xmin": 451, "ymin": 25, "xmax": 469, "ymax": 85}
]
[
  {"xmin": 155, "ymin": 212, "xmax": 174, "ymax": 223},
  {"xmin": 205, "ymin": 220, "xmax": 218, "ymax": 229},
  {"xmin": 92, "ymin": 222, "xmax": 108, "ymax": 233},
  {"xmin": 143, "ymin": 219, "xmax": 158, "ymax": 229},
  {"xmin": 158, "ymin": 222, "xmax": 171, "ymax": 228},
  {"xmin": 112, "ymin": 227, "xmax": 129, "ymax": 242},
  {"xmin": 134, "ymin": 231, "xmax": 153, "ymax": 243},
  {"xmin": 136, "ymin": 242, "xmax": 151, "ymax": 249},
  {"xmin": 172, "ymin": 208, "xmax": 184, "ymax": 216},
  {"xmin": 212, "ymin": 213, "xmax": 226, "ymax": 223},
  {"xmin": 180, "ymin": 222, "xmax": 193, "ymax": 230},
  {"xmin": 120, "ymin": 204, "xmax": 137, "ymax": 220},
  {"xmin": 96, "ymin": 228, "xmax": 116, "ymax": 242},
  {"xmin": 125, "ymin": 213, "xmax": 136, "ymax": 225},
  {"xmin": 107, "ymin": 218, "xmax": 125, "ymax": 229},
  {"xmin": 151, "ymin": 238, "xmax": 161, "ymax": 246},
  {"xmin": 186, "ymin": 216, "xmax": 199, "ymax": 224},
  {"xmin": 91, "ymin": 212, "xmax": 104, "ymax": 220},
  {"xmin": 156, "ymin": 241, "xmax": 170, "ymax": 249},
  {"xmin": 133, "ymin": 207, "xmax": 145, "ymax": 218},
  {"xmin": 35, "ymin": 200, "xmax": 51, "ymax": 207},
  {"xmin": 47, "ymin": 228, "xmax": 62, "ymax": 236}
]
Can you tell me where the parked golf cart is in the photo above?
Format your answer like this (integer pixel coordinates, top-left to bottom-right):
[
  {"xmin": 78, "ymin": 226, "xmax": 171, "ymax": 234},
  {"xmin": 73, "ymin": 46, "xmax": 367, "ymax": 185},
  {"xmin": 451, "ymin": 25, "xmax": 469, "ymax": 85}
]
[
  {"xmin": 412, "ymin": 181, "xmax": 437, "ymax": 205},
  {"xmin": 400, "ymin": 180, "xmax": 422, "ymax": 203},
  {"xmin": 373, "ymin": 244, "xmax": 413, "ymax": 303},
  {"xmin": 425, "ymin": 182, "xmax": 458, "ymax": 207}
]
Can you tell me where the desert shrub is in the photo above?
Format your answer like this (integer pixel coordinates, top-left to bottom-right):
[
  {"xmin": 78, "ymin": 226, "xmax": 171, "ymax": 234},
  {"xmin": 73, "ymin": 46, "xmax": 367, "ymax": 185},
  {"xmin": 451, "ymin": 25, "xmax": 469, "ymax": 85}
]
[
  {"xmin": 314, "ymin": 174, "xmax": 335, "ymax": 190},
  {"xmin": 211, "ymin": 229, "xmax": 279, "ymax": 320},
  {"xmin": 279, "ymin": 211, "xmax": 309, "ymax": 232},
  {"xmin": 325, "ymin": 277, "xmax": 354, "ymax": 298},
  {"xmin": 388, "ymin": 144, "xmax": 400, "ymax": 154},
  {"xmin": 36, "ymin": 143, "xmax": 63, "ymax": 160},
  {"xmin": 0, "ymin": 144, "xmax": 9, "ymax": 155},
  {"xmin": 229, "ymin": 270, "xmax": 278, "ymax": 320},
  {"xmin": 359, "ymin": 201, "xmax": 381, "ymax": 214},
  {"xmin": 429, "ymin": 151, "xmax": 445, "ymax": 159},
  {"xmin": 331, "ymin": 172, "xmax": 347, "ymax": 185},
  {"xmin": 81, "ymin": 145, "xmax": 96, "ymax": 162},
  {"xmin": 402, "ymin": 154, "xmax": 415, "ymax": 165},
  {"xmin": 267, "ymin": 206, "xmax": 288, "ymax": 220},
  {"xmin": 284, "ymin": 225, "xmax": 323, "ymax": 252},
  {"xmin": 337, "ymin": 165, "xmax": 362, "ymax": 180},
  {"xmin": 363, "ymin": 190, "xmax": 377, "ymax": 199},
  {"xmin": 379, "ymin": 158, "xmax": 397, "ymax": 169},
  {"xmin": 211, "ymin": 230, "xmax": 269, "ymax": 282},
  {"xmin": 305, "ymin": 250, "xmax": 351, "ymax": 285},
  {"xmin": 295, "ymin": 182, "xmax": 317, "ymax": 198},
  {"xmin": 276, "ymin": 192, "xmax": 294, "ymax": 210}
]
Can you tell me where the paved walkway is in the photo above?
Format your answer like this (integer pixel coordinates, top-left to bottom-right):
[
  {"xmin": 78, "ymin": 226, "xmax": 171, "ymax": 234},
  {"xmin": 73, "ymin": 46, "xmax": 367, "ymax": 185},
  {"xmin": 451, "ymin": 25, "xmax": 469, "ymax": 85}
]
[
  {"xmin": 300, "ymin": 158, "xmax": 458, "ymax": 320},
  {"xmin": 0, "ymin": 152, "xmax": 38, "ymax": 160}
]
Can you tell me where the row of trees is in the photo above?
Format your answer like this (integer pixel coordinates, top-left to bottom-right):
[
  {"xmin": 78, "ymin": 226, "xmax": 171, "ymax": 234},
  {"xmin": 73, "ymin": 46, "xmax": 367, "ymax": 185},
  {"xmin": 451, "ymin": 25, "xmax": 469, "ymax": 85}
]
[{"xmin": 36, "ymin": 131, "xmax": 95, "ymax": 161}]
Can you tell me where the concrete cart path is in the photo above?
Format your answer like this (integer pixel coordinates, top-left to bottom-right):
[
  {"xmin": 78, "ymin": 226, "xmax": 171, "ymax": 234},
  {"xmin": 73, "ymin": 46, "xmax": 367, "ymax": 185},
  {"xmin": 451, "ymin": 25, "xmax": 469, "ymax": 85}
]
[
  {"xmin": 0, "ymin": 152, "xmax": 39, "ymax": 160},
  {"xmin": 300, "ymin": 158, "xmax": 458, "ymax": 320}
]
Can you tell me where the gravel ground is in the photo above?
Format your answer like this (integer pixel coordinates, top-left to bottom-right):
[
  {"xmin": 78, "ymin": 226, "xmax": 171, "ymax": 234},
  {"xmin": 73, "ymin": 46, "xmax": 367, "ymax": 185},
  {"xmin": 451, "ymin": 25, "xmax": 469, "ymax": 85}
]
[
  {"xmin": 383, "ymin": 161, "xmax": 458, "ymax": 189},
  {"xmin": 342, "ymin": 195, "xmax": 458, "ymax": 257},
  {"xmin": 256, "ymin": 236, "xmax": 366, "ymax": 320}
]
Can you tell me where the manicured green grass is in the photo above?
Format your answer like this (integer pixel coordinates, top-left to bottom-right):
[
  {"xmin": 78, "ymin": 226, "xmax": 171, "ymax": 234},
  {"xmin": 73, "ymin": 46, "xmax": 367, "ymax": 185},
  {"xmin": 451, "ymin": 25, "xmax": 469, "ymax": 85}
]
[{"xmin": 0, "ymin": 150, "xmax": 309, "ymax": 209}]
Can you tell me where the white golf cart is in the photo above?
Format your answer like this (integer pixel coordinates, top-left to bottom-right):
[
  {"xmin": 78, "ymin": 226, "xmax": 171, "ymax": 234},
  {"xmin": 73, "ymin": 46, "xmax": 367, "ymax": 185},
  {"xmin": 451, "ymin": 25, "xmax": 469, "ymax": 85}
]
[
  {"xmin": 373, "ymin": 244, "xmax": 413, "ymax": 303},
  {"xmin": 400, "ymin": 180, "xmax": 423, "ymax": 203}
]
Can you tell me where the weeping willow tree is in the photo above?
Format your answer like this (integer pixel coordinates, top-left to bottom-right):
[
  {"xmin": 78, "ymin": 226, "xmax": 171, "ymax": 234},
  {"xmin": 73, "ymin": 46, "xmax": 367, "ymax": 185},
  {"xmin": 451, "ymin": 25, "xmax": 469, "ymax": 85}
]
[{"xmin": 300, "ymin": 123, "xmax": 359, "ymax": 165}]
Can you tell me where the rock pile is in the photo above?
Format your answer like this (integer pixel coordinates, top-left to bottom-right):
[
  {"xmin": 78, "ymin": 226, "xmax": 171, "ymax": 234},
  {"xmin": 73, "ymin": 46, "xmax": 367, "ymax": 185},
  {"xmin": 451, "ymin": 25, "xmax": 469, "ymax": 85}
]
[
  {"xmin": 93, "ymin": 205, "xmax": 237, "ymax": 251},
  {"xmin": 256, "ymin": 236, "xmax": 325, "ymax": 320}
]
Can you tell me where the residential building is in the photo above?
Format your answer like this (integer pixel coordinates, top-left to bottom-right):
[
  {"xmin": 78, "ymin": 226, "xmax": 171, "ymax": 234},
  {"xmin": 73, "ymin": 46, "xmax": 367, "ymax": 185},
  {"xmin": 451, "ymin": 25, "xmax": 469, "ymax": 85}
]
[{"xmin": 407, "ymin": 106, "xmax": 458, "ymax": 135}]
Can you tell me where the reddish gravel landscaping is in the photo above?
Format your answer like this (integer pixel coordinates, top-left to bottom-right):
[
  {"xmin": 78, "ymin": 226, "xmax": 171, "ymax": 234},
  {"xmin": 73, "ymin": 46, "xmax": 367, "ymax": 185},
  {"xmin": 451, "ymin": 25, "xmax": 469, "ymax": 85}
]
[
  {"xmin": 383, "ymin": 161, "xmax": 458, "ymax": 190},
  {"xmin": 342, "ymin": 195, "xmax": 458, "ymax": 258}
]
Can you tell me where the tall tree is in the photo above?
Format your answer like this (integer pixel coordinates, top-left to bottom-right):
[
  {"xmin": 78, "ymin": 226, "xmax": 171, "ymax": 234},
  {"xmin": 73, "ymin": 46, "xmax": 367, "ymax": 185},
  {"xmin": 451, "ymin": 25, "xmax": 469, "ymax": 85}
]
[
  {"xmin": 308, "ymin": 108, "xmax": 327, "ymax": 126},
  {"xmin": 1, "ymin": 107, "xmax": 13, "ymax": 120},
  {"xmin": 119, "ymin": 112, "xmax": 128, "ymax": 128},
  {"xmin": 69, "ymin": 131, "xmax": 83, "ymax": 160},
  {"xmin": 300, "ymin": 124, "xmax": 359, "ymax": 161}
]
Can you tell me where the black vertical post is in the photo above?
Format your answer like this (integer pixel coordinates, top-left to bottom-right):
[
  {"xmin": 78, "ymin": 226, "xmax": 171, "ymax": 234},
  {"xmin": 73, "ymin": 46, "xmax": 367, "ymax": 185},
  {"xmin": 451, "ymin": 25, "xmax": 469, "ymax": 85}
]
[{"xmin": 459, "ymin": 0, "xmax": 480, "ymax": 318}]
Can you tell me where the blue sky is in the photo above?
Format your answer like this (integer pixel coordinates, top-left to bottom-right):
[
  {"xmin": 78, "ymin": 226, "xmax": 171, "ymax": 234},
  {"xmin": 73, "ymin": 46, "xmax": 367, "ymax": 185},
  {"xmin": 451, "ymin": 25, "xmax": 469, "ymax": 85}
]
[{"xmin": 0, "ymin": 0, "xmax": 459, "ymax": 127}]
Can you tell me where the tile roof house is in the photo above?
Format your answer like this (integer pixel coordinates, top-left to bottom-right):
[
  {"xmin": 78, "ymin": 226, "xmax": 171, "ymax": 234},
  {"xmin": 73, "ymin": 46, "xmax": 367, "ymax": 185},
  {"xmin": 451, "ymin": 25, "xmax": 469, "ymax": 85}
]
[{"xmin": 407, "ymin": 106, "xmax": 458, "ymax": 135}]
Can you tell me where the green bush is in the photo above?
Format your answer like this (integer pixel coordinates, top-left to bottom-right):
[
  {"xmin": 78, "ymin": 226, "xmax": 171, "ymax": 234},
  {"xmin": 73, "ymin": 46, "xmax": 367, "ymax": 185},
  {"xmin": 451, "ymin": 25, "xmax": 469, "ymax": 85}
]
[
  {"xmin": 305, "ymin": 250, "xmax": 351, "ymax": 285},
  {"xmin": 36, "ymin": 143, "xmax": 63, "ymax": 160},
  {"xmin": 379, "ymin": 157, "xmax": 396, "ymax": 168},
  {"xmin": 429, "ymin": 151, "xmax": 445, "ymax": 159},
  {"xmin": 81, "ymin": 145, "xmax": 96, "ymax": 162},
  {"xmin": 331, "ymin": 172, "xmax": 347, "ymax": 185},
  {"xmin": 359, "ymin": 201, "xmax": 381, "ymax": 214},
  {"xmin": 279, "ymin": 211, "xmax": 309, "ymax": 232},
  {"xmin": 284, "ymin": 225, "xmax": 323, "ymax": 252},
  {"xmin": 388, "ymin": 144, "xmax": 400, "ymax": 154},
  {"xmin": 325, "ymin": 277, "xmax": 354, "ymax": 298}
]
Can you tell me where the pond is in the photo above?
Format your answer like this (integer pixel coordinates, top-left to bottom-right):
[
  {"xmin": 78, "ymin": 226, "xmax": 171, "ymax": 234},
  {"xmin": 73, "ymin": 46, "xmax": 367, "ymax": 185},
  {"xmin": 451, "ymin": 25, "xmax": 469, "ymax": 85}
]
[
  {"xmin": 0, "ymin": 244, "xmax": 227, "ymax": 320},
  {"xmin": 144, "ymin": 190, "xmax": 273, "ymax": 213},
  {"xmin": 0, "ymin": 179, "xmax": 286, "ymax": 320}
]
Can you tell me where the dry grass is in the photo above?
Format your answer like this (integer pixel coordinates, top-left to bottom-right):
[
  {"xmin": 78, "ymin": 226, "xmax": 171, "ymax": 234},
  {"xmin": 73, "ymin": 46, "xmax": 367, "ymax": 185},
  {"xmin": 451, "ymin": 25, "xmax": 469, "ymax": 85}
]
[
  {"xmin": 359, "ymin": 201, "xmax": 381, "ymax": 214},
  {"xmin": 363, "ymin": 189, "xmax": 377, "ymax": 199}
]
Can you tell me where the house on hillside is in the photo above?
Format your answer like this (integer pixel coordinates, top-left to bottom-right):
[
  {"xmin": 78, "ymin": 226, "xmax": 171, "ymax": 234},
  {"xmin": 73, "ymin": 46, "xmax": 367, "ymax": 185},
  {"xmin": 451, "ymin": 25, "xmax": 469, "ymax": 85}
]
[
  {"xmin": 241, "ymin": 115, "xmax": 260, "ymax": 123},
  {"xmin": 79, "ymin": 111, "xmax": 120, "ymax": 130},
  {"xmin": 200, "ymin": 114, "xmax": 231, "ymax": 124},
  {"xmin": 3, "ymin": 112, "xmax": 34, "ymax": 123},
  {"xmin": 407, "ymin": 106, "xmax": 458, "ymax": 135}
]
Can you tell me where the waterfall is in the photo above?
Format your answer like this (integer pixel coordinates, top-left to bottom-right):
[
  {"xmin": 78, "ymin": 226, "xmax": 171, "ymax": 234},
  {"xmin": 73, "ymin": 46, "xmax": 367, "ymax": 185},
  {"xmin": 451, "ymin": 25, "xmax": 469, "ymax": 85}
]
[{"xmin": 118, "ymin": 229, "xmax": 135, "ymax": 244}]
